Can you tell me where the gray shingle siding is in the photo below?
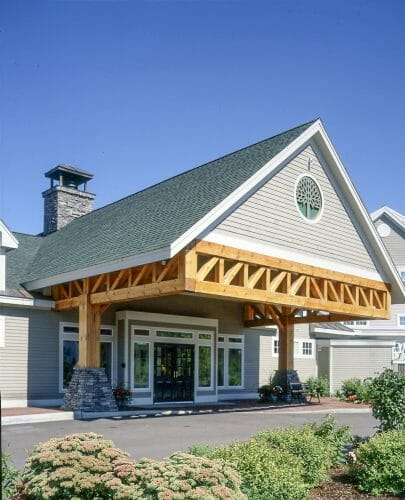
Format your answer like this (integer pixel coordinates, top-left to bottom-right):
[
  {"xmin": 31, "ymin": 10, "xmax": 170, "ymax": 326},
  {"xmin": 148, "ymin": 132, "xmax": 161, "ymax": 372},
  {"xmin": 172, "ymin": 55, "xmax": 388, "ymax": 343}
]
[{"xmin": 214, "ymin": 144, "xmax": 379, "ymax": 273}]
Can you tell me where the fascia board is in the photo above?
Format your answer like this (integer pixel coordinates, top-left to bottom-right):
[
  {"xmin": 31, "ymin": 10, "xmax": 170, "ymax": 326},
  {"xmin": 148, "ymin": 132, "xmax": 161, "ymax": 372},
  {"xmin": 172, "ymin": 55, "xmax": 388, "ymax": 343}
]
[
  {"xmin": 24, "ymin": 246, "xmax": 171, "ymax": 291},
  {"xmin": 0, "ymin": 220, "xmax": 19, "ymax": 250}
]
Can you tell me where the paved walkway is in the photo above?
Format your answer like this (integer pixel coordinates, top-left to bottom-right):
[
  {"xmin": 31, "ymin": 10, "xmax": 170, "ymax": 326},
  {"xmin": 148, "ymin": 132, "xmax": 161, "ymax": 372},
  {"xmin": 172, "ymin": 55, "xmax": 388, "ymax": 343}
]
[{"xmin": 3, "ymin": 407, "xmax": 378, "ymax": 470}]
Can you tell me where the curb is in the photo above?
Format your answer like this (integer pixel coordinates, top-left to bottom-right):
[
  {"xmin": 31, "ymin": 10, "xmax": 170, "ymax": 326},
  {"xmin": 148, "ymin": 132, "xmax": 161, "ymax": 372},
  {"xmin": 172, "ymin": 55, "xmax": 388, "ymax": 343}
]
[
  {"xmin": 2, "ymin": 411, "xmax": 74, "ymax": 426},
  {"xmin": 76, "ymin": 406, "xmax": 372, "ymax": 420}
]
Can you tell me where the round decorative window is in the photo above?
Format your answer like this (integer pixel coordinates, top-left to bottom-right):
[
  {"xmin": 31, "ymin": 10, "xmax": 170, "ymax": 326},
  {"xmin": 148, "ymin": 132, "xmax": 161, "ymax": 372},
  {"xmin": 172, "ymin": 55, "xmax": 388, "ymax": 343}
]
[
  {"xmin": 295, "ymin": 176, "xmax": 322, "ymax": 221},
  {"xmin": 377, "ymin": 223, "xmax": 391, "ymax": 238}
]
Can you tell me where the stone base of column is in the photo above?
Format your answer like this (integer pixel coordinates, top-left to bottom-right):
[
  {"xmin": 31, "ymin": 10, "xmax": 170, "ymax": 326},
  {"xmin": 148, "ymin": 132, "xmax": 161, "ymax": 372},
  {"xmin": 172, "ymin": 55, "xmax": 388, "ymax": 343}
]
[
  {"xmin": 63, "ymin": 368, "xmax": 118, "ymax": 412},
  {"xmin": 272, "ymin": 369, "xmax": 301, "ymax": 401}
]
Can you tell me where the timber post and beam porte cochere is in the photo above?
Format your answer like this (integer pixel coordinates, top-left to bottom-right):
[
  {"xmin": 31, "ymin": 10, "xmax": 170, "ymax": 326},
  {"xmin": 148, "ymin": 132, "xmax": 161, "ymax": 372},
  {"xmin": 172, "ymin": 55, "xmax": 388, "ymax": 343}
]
[{"xmin": 52, "ymin": 239, "xmax": 391, "ymax": 378}]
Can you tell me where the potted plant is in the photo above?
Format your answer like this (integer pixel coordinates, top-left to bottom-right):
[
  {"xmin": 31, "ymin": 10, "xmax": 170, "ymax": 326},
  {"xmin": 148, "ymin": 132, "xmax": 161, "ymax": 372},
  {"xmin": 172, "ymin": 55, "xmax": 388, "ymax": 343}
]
[{"xmin": 113, "ymin": 386, "xmax": 131, "ymax": 409}]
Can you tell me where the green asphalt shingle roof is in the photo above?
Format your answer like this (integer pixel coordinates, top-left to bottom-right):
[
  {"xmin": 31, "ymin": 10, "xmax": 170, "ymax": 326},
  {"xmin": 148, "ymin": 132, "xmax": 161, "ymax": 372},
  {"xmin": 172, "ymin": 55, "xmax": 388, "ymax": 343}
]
[
  {"xmin": 6, "ymin": 233, "xmax": 43, "ymax": 293},
  {"xmin": 8, "ymin": 120, "xmax": 316, "ymax": 288}
]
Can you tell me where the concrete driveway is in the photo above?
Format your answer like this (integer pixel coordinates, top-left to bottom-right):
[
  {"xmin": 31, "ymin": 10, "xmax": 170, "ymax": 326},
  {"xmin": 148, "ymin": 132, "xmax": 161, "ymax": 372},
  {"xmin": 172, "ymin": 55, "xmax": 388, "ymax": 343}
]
[{"xmin": 2, "ymin": 409, "xmax": 378, "ymax": 470}]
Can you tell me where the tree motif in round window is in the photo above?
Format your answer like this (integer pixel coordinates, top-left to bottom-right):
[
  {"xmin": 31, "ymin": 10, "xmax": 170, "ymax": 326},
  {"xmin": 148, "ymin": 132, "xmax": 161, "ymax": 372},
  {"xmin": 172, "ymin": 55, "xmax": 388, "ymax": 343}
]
[{"xmin": 296, "ymin": 176, "xmax": 322, "ymax": 220}]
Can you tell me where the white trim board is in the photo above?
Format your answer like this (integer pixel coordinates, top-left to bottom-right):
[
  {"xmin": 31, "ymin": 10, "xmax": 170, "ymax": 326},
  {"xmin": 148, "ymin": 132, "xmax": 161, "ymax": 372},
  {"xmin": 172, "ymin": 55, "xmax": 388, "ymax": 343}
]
[
  {"xmin": 116, "ymin": 310, "xmax": 219, "ymax": 329},
  {"xmin": 0, "ymin": 295, "xmax": 54, "ymax": 309},
  {"xmin": 202, "ymin": 231, "xmax": 383, "ymax": 282},
  {"xmin": 24, "ymin": 247, "xmax": 171, "ymax": 291},
  {"xmin": 0, "ymin": 219, "xmax": 18, "ymax": 250}
]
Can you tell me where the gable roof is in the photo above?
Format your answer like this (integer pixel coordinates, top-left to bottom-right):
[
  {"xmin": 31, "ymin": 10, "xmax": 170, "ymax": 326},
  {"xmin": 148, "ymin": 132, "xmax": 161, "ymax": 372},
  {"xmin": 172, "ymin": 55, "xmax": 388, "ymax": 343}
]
[
  {"xmin": 11, "ymin": 118, "xmax": 405, "ymax": 305},
  {"xmin": 0, "ymin": 219, "xmax": 19, "ymax": 250},
  {"xmin": 371, "ymin": 206, "xmax": 405, "ymax": 234},
  {"xmin": 5, "ymin": 232, "xmax": 43, "ymax": 297},
  {"xmin": 20, "ymin": 119, "xmax": 316, "ymax": 287}
]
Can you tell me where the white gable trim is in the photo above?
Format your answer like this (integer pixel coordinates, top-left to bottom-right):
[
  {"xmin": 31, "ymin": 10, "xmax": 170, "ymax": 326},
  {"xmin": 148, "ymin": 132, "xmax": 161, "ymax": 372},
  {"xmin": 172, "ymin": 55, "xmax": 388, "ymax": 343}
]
[
  {"xmin": 371, "ymin": 206, "xmax": 405, "ymax": 233},
  {"xmin": 0, "ymin": 220, "xmax": 18, "ymax": 250}
]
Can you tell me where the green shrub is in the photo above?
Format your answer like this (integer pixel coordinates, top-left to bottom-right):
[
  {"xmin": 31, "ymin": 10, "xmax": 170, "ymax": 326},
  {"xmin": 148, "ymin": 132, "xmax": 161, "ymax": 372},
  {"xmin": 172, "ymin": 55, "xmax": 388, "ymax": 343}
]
[
  {"xmin": 340, "ymin": 377, "xmax": 371, "ymax": 403},
  {"xmin": 367, "ymin": 369, "xmax": 405, "ymax": 431},
  {"xmin": 349, "ymin": 429, "xmax": 405, "ymax": 495},
  {"xmin": 254, "ymin": 427, "xmax": 333, "ymax": 487},
  {"xmin": 211, "ymin": 440, "xmax": 309, "ymax": 500},
  {"xmin": 1, "ymin": 452, "xmax": 20, "ymax": 499},
  {"xmin": 18, "ymin": 433, "xmax": 245, "ymax": 499},
  {"xmin": 309, "ymin": 414, "xmax": 351, "ymax": 464},
  {"xmin": 305, "ymin": 376, "xmax": 330, "ymax": 397}
]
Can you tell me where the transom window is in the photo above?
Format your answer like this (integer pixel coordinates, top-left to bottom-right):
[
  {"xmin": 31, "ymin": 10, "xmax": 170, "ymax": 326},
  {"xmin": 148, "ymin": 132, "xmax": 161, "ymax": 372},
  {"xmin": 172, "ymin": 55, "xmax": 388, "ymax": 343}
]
[{"xmin": 296, "ymin": 175, "xmax": 322, "ymax": 221}]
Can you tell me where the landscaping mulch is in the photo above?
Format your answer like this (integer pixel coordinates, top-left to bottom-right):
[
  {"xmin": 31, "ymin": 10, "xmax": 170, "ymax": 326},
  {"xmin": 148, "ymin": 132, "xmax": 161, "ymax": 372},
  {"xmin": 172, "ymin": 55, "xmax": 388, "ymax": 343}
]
[{"xmin": 310, "ymin": 466, "xmax": 397, "ymax": 499}]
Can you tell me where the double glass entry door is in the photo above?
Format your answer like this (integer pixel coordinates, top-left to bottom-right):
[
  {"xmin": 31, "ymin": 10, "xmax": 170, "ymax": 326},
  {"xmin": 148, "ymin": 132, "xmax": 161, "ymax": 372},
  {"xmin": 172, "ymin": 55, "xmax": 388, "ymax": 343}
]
[{"xmin": 154, "ymin": 343, "xmax": 194, "ymax": 402}]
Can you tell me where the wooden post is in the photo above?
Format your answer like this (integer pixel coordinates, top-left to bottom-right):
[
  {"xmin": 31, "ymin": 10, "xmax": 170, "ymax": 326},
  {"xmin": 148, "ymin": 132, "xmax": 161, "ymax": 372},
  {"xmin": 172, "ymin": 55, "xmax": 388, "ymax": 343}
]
[
  {"xmin": 78, "ymin": 279, "xmax": 101, "ymax": 368},
  {"xmin": 278, "ymin": 310, "xmax": 294, "ymax": 372}
]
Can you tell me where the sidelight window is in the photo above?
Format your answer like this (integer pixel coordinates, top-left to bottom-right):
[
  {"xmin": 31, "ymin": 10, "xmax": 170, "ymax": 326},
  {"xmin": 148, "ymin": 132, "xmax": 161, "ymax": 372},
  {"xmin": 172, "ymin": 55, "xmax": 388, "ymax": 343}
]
[{"xmin": 133, "ymin": 342, "xmax": 150, "ymax": 389}]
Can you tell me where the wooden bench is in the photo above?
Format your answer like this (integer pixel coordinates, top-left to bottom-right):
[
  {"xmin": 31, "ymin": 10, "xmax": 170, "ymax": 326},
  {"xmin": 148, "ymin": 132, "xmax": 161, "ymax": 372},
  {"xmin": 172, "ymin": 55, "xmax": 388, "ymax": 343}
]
[{"xmin": 289, "ymin": 383, "xmax": 321, "ymax": 403}]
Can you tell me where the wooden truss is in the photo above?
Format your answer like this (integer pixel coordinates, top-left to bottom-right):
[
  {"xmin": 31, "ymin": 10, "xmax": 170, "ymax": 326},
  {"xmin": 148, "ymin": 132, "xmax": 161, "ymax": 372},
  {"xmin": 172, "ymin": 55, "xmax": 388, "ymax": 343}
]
[
  {"xmin": 53, "ymin": 240, "xmax": 390, "ymax": 322},
  {"xmin": 184, "ymin": 240, "xmax": 391, "ymax": 322},
  {"xmin": 52, "ymin": 254, "xmax": 184, "ymax": 311}
]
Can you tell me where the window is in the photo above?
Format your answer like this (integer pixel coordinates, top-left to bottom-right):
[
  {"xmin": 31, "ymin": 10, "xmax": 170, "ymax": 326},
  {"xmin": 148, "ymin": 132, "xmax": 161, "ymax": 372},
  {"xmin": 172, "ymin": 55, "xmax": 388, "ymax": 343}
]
[
  {"xmin": 156, "ymin": 330, "xmax": 193, "ymax": 339},
  {"xmin": 398, "ymin": 315, "xmax": 405, "ymax": 328},
  {"xmin": 272, "ymin": 338, "xmax": 313, "ymax": 358},
  {"xmin": 217, "ymin": 335, "xmax": 244, "ymax": 388},
  {"xmin": 302, "ymin": 342, "xmax": 313, "ymax": 356},
  {"xmin": 133, "ymin": 342, "xmax": 150, "ymax": 389},
  {"xmin": 199, "ymin": 333, "xmax": 212, "ymax": 340},
  {"xmin": 133, "ymin": 329, "xmax": 149, "ymax": 336},
  {"xmin": 218, "ymin": 347, "xmax": 225, "ymax": 387},
  {"xmin": 63, "ymin": 340, "xmax": 79, "ymax": 389},
  {"xmin": 60, "ymin": 324, "xmax": 114, "ymax": 391},
  {"xmin": 400, "ymin": 271, "xmax": 405, "ymax": 284},
  {"xmin": 198, "ymin": 346, "xmax": 212, "ymax": 387},
  {"xmin": 296, "ymin": 175, "xmax": 322, "ymax": 221},
  {"xmin": 228, "ymin": 348, "xmax": 242, "ymax": 386},
  {"xmin": 343, "ymin": 320, "xmax": 369, "ymax": 327}
]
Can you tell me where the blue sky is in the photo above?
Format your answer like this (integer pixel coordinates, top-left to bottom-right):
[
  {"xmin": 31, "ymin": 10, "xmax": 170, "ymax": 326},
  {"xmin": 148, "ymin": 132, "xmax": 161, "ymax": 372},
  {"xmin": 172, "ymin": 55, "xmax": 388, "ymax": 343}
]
[{"xmin": 1, "ymin": 0, "xmax": 404, "ymax": 234}]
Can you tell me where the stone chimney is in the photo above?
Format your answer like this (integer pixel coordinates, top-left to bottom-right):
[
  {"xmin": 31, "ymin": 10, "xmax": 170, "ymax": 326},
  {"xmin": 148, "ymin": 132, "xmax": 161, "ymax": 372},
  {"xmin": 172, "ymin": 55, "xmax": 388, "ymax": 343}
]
[{"xmin": 42, "ymin": 165, "xmax": 95, "ymax": 235}]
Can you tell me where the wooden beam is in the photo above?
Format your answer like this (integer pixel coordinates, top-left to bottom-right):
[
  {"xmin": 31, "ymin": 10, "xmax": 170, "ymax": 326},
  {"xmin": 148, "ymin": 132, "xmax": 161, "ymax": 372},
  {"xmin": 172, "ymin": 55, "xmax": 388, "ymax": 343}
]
[
  {"xmin": 266, "ymin": 304, "xmax": 285, "ymax": 333},
  {"xmin": 90, "ymin": 278, "xmax": 185, "ymax": 305},
  {"xmin": 278, "ymin": 314, "xmax": 294, "ymax": 371},
  {"xmin": 194, "ymin": 280, "xmax": 389, "ymax": 319},
  {"xmin": 194, "ymin": 240, "xmax": 390, "ymax": 292},
  {"xmin": 78, "ymin": 294, "xmax": 101, "ymax": 368}
]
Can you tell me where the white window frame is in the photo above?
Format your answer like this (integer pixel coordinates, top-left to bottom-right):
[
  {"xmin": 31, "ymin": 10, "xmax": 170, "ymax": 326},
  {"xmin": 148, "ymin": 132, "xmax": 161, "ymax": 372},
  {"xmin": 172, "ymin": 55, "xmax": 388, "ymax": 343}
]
[
  {"xmin": 130, "ymin": 325, "xmax": 215, "ymax": 395},
  {"xmin": 131, "ymin": 337, "xmax": 153, "ymax": 392},
  {"xmin": 397, "ymin": 314, "xmax": 405, "ymax": 328},
  {"xmin": 272, "ymin": 337, "xmax": 315, "ymax": 359},
  {"xmin": 59, "ymin": 322, "xmax": 116, "ymax": 393},
  {"xmin": 217, "ymin": 335, "xmax": 244, "ymax": 389},
  {"xmin": 342, "ymin": 320, "xmax": 369, "ymax": 328}
]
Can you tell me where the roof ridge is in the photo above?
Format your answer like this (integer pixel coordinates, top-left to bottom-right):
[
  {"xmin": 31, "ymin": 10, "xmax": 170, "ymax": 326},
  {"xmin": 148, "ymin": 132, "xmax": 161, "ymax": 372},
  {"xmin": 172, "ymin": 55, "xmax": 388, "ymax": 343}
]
[{"xmin": 41, "ymin": 118, "xmax": 318, "ymax": 240}]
